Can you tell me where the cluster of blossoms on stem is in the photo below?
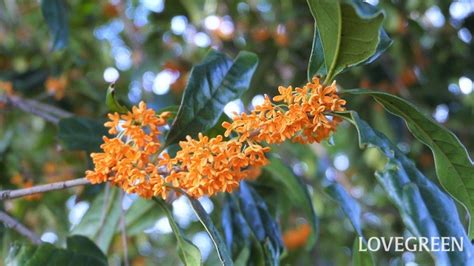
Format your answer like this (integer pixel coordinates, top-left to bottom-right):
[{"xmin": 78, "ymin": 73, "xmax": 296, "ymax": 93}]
[
  {"xmin": 85, "ymin": 77, "xmax": 346, "ymax": 199},
  {"xmin": 222, "ymin": 77, "xmax": 346, "ymax": 144}
]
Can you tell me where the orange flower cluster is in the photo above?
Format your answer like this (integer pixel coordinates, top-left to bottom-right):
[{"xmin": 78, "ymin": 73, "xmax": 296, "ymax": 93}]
[
  {"xmin": 45, "ymin": 76, "xmax": 67, "ymax": 100},
  {"xmin": 223, "ymin": 77, "xmax": 346, "ymax": 144},
  {"xmin": 85, "ymin": 102, "xmax": 171, "ymax": 198},
  {"xmin": 282, "ymin": 223, "xmax": 312, "ymax": 250},
  {"xmin": 159, "ymin": 134, "xmax": 269, "ymax": 198},
  {"xmin": 86, "ymin": 78, "xmax": 345, "ymax": 199}
]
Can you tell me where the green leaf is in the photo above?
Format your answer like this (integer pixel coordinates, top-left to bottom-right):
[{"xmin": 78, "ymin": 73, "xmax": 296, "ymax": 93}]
[
  {"xmin": 238, "ymin": 182, "xmax": 283, "ymax": 264},
  {"xmin": 341, "ymin": 111, "xmax": 473, "ymax": 265},
  {"xmin": 345, "ymin": 89, "xmax": 474, "ymax": 238},
  {"xmin": 41, "ymin": 0, "xmax": 68, "ymax": 50},
  {"xmin": 6, "ymin": 235, "xmax": 107, "ymax": 266},
  {"xmin": 154, "ymin": 198, "xmax": 202, "ymax": 266},
  {"xmin": 184, "ymin": 194, "xmax": 233, "ymax": 266},
  {"xmin": 165, "ymin": 50, "xmax": 258, "ymax": 146},
  {"xmin": 306, "ymin": 0, "xmax": 389, "ymax": 82},
  {"xmin": 124, "ymin": 198, "xmax": 162, "ymax": 236},
  {"xmin": 58, "ymin": 117, "xmax": 108, "ymax": 152},
  {"xmin": 325, "ymin": 183, "xmax": 363, "ymax": 237},
  {"xmin": 352, "ymin": 238, "xmax": 374, "ymax": 266},
  {"xmin": 70, "ymin": 187, "xmax": 121, "ymax": 253},
  {"xmin": 265, "ymin": 157, "xmax": 319, "ymax": 248},
  {"xmin": 105, "ymin": 83, "xmax": 128, "ymax": 114}
]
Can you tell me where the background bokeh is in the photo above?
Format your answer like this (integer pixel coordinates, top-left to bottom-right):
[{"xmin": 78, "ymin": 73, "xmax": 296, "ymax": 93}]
[{"xmin": 1, "ymin": 0, "xmax": 473, "ymax": 265}]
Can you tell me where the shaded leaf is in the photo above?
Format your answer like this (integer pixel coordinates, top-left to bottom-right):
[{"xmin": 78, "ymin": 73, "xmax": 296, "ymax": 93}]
[
  {"xmin": 341, "ymin": 111, "xmax": 473, "ymax": 265},
  {"xmin": 185, "ymin": 194, "xmax": 233, "ymax": 266},
  {"xmin": 155, "ymin": 198, "xmax": 202, "ymax": 266},
  {"xmin": 6, "ymin": 235, "xmax": 107, "ymax": 266},
  {"xmin": 166, "ymin": 50, "xmax": 258, "ymax": 146},
  {"xmin": 124, "ymin": 198, "xmax": 163, "ymax": 236},
  {"xmin": 352, "ymin": 238, "xmax": 374, "ymax": 266},
  {"xmin": 265, "ymin": 157, "xmax": 319, "ymax": 248},
  {"xmin": 58, "ymin": 117, "xmax": 108, "ymax": 152},
  {"xmin": 345, "ymin": 89, "xmax": 474, "ymax": 237},
  {"xmin": 325, "ymin": 183, "xmax": 363, "ymax": 237},
  {"xmin": 70, "ymin": 187, "xmax": 121, "ymax": 253},
  {"xmin": 41, "ymin": 0, "xmax": 68, "ymax": 50}
]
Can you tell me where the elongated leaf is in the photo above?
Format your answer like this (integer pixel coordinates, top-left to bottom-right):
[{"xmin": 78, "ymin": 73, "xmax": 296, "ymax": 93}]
[
  {"xmin": 342, "ymin": 111, "xmax": 473, "ymax": 265},
  {"xmin": 6, "ymin": 235, "xmax": 107, "ymax": 266},
  {"xmin": 238, "ymin": 182, "xmax": 283, "ymax": 264},
  {"xmin": 352, "ymin": 238, "xmax": 374, "ymax": 266},
  {"xmin": 345, "ymin": 89, "xmax": 474, "ymax": 238},
  {"xmin": 155, "ymin": 198, "xmax": 202, "ymax": 266},
  {"xmin": 325, "ymin": 183, "xmax": 363, "ymax": 237},
  {"xmin": 123, "ymin": 198, "xmax": 162, "ymax": 236},
  {"xmin": 71, "ymin": 187, "xmax": 121, "ymax": 253},
  {"xmin": 185, "ymin": 195, "xmax": 233, "ymax": 266},
  {"xmin": 41, "ymin": 0, "xmax": 68, "ymax": 50},
  {"xmin": 58, "ymin": 117, "xmax": 108, "ymax": 152},
  {"xmin": 165, "ymin": 50, "xmax": 258, "ymax": 146},
  {"xmin": 265, "ymin": 157, "xmax": 318, "ymax": 248},
  {"xmin": 307, "ymin": 0, "xmax": 389, "ymax": 82}
]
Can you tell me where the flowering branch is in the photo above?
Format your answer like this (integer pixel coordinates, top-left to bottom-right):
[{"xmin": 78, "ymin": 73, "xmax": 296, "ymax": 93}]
[
  {"xmin": 0, "ymin": 178, "xmax": 90, "ymax": 200},
  {"xmin": 0, "ymin": 210, "xmax": 42, "ymax": 244}
]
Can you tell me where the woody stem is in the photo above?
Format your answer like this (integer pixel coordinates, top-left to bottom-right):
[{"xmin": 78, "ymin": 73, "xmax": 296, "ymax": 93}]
[
  {"xmin": 0, "ymin": 210, "xmax": 42, "ymax": 244},
  {"xmin": 0, "ymin": 178, "xmax": 91, "ymax": 200}
]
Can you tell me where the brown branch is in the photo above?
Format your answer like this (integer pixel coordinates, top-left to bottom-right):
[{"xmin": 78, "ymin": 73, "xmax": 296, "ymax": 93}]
[
  {"xmin": 0, "ymin": 210, "xmax": 42, "ymax": 244},
  {"xmin": 6, "ymin": 95, "xmax": 72, "ymax": 124},
  {"xmin": 0, "ymin": 178, "xmax": 91, "ymax": 200}
]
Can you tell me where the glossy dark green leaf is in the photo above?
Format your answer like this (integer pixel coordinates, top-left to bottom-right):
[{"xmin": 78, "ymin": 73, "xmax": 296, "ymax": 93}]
[
  {"xmin": 325, "ymin": 183, "xmax": 363, "ymax": 237},
  {"xmin": 185, "ymin": 194, "xmax": 233, "ymax": 266},
  {"xmin": 154, "ymin": 198, "xmax": 202, "ymax": 266},
  {"xmin": 306, "ymin": 0, "xmax": 389, "ymax": 82},
  {"xmin": 341, "ymin": 111, "xmax": 473, "ymax": 265},
  {"xmin": 58, "ymin": 117, "xmax": 108, "ymax": 152},
  {"xmin": 238, "ymin": 182, "xmax": 283, "ymax": 264},
  {"xmin": 352, "ymin": 238, "xmax": 374, "ymax": 266},
  {"xmin": 165, "ymin": 50, "xmax": 258, "ymax": 146},
  {"xmin": 105, "ymin": 83, "xmax": 128, "ymax": 114},
  {"xmin": 345, "ymin": 89, "xmax": 474, "ymax": 238},
  {"xmin": 70, "ymin": 187, "xmax": 121, "ymax": 253},
  {"xmin": 6, "ymin": 235, "xmax": 107, "ymax": 266},
  {"xmin": 265, "ymin": 158, "xmax": 318, "ymax": 248},
  {"xmin": 41, "ymin": 0, "xmax": 68, "ymax": 50}
]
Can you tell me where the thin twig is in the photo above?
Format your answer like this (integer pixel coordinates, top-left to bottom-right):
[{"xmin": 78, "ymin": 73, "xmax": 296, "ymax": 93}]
[
  {"xmin": 6, "ymin": 95, "xmax": 72, "ymax": 124},
  {"xmin": 0, "ymin": 178, "xmax": 91, "ymax": 200},
  {"xmin": 119, "ymin": 191, "xmax": 129, "ymax": 266},
  {"xmin": 0, "ymin": 210, "xmax": 42, "ymax": 244}
]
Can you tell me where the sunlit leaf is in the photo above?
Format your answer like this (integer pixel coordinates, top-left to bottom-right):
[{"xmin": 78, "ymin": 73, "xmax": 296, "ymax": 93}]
[
  {"xmin": 105, "ymin": 83, "xmax": 128, "ymax": 114},
  {"xmin": 307, "ymin": 0, "xmax": 390, "ymax": 82}
]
